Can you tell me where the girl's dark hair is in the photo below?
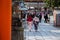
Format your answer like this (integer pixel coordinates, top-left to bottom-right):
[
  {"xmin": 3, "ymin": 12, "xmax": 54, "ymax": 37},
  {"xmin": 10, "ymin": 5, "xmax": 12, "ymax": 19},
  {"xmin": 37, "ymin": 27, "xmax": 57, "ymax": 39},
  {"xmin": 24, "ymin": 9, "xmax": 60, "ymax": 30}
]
[{"xmin": 27, "ymin": 13, "xmax": 31, "ymax": 17}]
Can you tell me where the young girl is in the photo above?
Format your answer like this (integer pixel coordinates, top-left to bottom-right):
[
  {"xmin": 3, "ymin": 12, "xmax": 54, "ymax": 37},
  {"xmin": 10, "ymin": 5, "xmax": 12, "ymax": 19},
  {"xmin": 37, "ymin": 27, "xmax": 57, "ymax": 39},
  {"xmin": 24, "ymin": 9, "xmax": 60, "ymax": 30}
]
[{"xmin": 27, "ymin": 14, "xmax": 33, "ymax": 31}]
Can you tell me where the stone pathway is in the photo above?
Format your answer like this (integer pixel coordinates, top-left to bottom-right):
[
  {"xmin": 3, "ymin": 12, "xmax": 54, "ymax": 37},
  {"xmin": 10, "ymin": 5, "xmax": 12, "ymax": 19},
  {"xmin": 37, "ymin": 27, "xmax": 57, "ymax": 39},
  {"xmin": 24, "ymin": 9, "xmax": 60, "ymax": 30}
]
[{"xmin": 24, "ymin": 16, "xmax": 60, "ymax": 40}]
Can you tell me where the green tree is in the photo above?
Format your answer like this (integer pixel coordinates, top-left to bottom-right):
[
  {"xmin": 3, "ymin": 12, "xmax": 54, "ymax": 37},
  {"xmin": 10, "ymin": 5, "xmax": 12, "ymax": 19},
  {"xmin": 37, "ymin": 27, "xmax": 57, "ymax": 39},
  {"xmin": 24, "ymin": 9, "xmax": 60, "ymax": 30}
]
[{"xmin": 44, "ymin": 0, "xmax": 60, "ymax": 8}]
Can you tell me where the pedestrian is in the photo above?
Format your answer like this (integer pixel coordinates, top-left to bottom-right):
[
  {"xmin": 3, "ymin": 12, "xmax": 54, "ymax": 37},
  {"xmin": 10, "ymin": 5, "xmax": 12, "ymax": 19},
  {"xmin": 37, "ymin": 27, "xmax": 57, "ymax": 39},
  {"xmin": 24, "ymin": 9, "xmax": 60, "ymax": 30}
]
[
  {"xmin": 47, "ymin": 13, "xmax": 50, "ymax": 23},
  {"xmin": 44, "ymin": 7, "xmax": 48, "ymax": 23},
  {"xmin": 47, "ymin": 8, "xmax": 50, "ymax": 23},
  {"xmin": 39, "ymin": 11, "xmax": 42, "ymax": 22},
  {"xmin": 27, "ymin": 14, "xmax": 33, "ymax": 31},
  {"xmin": 33, "ymin": 16, "xmax": 39, "ymax": 32}
]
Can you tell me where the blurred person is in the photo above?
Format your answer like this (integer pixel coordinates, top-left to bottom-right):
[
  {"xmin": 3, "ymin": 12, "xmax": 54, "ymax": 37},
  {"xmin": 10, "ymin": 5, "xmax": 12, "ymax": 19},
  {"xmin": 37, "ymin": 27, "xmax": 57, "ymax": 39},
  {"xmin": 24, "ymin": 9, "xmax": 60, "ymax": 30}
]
[
  {"xmin": 47, "ymin": 8, "xmax": 50, "ymax": 23},
  {"xmin": 39, "ymin": 8, "xmax": 43, "ymax": 22},
  {"xmin": 27, "ymin": 14, "xmax": 33, "ymax": 31},
  {"xmin": 44, "ymin": 7, "xmax": 48, "ymax": 23},
  {"xmin": 33, "ymin": 15, "xmax": 39, "ymax": 32},
  {"xmin": 39, "ymin": 7, "xmax": 44, "ymax": 22}
]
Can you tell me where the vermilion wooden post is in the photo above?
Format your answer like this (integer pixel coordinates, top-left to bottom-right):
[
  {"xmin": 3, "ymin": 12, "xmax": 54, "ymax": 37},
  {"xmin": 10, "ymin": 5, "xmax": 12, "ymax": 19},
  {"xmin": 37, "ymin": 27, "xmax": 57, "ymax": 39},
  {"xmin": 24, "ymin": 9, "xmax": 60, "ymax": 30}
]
[{"xmin": 0, "ymin": 0, "xmax": 11, "ymax": 40}]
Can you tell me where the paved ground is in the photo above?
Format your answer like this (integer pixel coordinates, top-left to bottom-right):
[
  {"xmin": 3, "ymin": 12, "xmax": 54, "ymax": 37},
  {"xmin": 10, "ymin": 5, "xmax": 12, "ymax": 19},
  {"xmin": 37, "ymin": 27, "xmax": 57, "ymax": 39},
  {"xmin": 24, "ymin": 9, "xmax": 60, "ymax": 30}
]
[{"xmin": 24, "ymin": 16, "xmax": 60, "ymax": 40}]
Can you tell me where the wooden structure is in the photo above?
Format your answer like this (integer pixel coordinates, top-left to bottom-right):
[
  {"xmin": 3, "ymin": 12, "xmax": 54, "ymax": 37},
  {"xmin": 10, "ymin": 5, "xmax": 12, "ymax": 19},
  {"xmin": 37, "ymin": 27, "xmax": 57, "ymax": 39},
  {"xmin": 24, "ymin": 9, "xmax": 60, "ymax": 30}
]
[{"xmin": 12, "ymin": 2, "xmax": 24, "ymax": 40}]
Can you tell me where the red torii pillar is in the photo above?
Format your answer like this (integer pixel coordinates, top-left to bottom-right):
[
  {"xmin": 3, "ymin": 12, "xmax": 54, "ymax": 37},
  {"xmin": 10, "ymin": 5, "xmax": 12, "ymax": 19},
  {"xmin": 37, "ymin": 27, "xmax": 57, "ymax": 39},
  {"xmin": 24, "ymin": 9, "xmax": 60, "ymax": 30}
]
[{"xmin": 0, "ymin": 0, "xmax": 11, "ymax": 40}]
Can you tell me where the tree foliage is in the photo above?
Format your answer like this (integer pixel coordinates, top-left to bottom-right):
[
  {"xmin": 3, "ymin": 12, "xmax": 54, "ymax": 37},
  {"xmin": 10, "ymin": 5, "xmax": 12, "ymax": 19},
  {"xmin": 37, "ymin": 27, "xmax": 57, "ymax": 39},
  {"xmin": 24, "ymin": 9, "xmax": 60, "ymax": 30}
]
[{"xmin": 44, "ymin": 0, "xmax": 60, "ymax": 7}]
